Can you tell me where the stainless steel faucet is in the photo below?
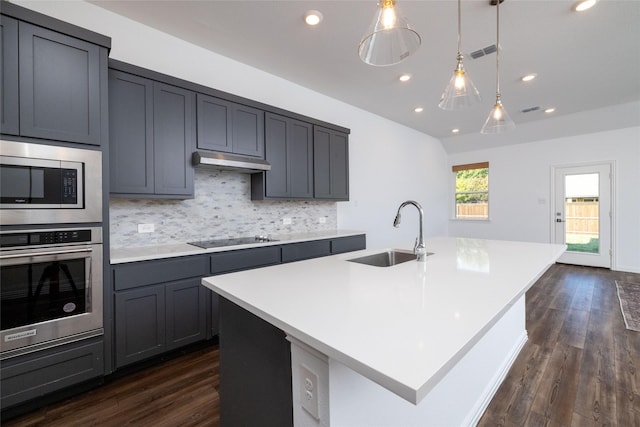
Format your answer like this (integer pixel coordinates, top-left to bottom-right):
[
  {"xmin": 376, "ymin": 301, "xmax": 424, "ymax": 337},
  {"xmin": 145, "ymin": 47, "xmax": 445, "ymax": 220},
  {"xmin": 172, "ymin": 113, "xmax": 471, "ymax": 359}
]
[{"xmin": 393, "ymin": 200, "xmax": 427, "ymax": 262}]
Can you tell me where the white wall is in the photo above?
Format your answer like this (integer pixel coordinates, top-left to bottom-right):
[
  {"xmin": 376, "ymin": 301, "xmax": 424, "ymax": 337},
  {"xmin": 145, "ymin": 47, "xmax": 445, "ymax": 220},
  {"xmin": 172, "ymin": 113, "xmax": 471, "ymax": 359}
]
[
  {"xmin": 448, "ymin": 126, "xmax": 640, "ymax": 273},
  {"xmin": 15, "ymin": 0, "xmax": 451, "ymax": 251}
]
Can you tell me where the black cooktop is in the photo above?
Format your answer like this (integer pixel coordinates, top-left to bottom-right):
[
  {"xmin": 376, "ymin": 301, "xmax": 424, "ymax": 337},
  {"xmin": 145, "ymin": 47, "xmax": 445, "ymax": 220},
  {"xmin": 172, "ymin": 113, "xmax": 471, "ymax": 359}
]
[{"xmin": 188, "ymin": 236, "xmax": 278, "ymax": 249}]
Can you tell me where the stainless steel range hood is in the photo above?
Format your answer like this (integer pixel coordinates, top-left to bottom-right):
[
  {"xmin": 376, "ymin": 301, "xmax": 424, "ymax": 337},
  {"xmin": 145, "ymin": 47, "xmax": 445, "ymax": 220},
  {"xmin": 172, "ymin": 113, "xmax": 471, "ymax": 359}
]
[{"xmin": 192, "ymin": 151, "xmax": 271, "ymax": 173}]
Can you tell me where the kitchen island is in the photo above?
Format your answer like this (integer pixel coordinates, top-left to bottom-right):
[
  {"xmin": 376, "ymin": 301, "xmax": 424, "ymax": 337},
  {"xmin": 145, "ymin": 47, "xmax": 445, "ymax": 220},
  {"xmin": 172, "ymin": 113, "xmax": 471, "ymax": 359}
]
[{"xmin": 202, "ymin": 237, "xmax": 566, "ymax": 426}]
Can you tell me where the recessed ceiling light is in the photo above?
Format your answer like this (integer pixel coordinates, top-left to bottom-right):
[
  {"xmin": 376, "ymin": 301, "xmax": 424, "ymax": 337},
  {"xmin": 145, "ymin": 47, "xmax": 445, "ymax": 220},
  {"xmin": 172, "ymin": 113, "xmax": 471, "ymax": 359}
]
[
  {"xmin": 414, "ymin": 107, "xmax": 424, "ymax": 113},
  {"xmin": 574, "ymin": 0, "xmax": 597, "ymax": 12},
  {"xmin": 544, "ymin": 107, "xmax": 556, "ymax": 114},
  {"xmin": 399, "ymin": 74, "xmax": 412, "ymax": 82},
  {"xmin": 521, "ymin": 73, "xmax": 537, "ymax": 82},
  {"xmin": 451, "ymin": 128, "xmax": 460, "ymax": 133},
  {"xmin": 304, "ymin": 10, "xmax": 323, "ymax": 26}
]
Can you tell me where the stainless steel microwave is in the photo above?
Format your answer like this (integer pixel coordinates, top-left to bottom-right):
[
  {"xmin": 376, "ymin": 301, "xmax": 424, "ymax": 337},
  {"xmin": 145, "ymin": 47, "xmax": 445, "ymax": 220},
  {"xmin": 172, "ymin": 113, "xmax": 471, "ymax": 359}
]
[{"xmin": 0, "ymin": 140, "xmax": 102, "ymax": 225}]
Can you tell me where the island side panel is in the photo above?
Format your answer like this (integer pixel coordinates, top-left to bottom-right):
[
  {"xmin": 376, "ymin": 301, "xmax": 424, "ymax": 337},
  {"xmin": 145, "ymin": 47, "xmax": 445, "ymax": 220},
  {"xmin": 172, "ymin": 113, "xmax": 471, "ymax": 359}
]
[
  {"xmin": 219, "ymin": 297, "xmax": 293, "ymax": 427},
  {"xmin": 328, "ymin": 296, "xmax": 527, "ymax": 426}
]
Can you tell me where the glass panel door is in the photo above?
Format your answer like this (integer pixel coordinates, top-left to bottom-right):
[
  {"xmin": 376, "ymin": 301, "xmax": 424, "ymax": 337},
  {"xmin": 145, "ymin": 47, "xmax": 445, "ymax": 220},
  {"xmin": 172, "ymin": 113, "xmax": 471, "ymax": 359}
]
[
  {"xmin": 553, "ymin": 163, "xmax": 611, "ymax": 268},
  {"xmin": 564, "ymin": 173, "xmax": 599, "ymax": 254}
]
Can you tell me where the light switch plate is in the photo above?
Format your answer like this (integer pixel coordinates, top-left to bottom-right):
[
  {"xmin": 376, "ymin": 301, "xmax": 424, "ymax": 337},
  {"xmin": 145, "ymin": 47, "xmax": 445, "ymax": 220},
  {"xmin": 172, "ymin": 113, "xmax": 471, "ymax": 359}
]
[{"xmin": 137, "ymin": 223, "xmax": 155, "ymax": 233}]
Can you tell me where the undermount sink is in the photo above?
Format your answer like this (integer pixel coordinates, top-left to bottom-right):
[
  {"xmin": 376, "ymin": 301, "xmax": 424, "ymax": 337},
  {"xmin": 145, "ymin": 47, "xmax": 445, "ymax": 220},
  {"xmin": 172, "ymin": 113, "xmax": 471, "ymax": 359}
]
[{"xmin": 347, "ymin": 250, "xmax": 433, "ymax": 267}]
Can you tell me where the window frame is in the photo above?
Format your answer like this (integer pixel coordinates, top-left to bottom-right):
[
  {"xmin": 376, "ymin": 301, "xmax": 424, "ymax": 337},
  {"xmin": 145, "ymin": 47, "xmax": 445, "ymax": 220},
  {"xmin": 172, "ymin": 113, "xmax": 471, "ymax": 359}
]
[{"xmin": 452, "ymin": 162, "xmax": 490, "ymax": 221}]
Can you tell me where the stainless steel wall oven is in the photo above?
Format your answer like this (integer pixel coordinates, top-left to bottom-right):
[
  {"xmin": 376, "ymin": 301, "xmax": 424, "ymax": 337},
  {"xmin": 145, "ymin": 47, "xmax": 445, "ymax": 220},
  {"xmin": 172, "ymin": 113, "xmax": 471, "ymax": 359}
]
[{"xmin": 0, "ymin": 227, "xmax": 103, "ymax": 359}]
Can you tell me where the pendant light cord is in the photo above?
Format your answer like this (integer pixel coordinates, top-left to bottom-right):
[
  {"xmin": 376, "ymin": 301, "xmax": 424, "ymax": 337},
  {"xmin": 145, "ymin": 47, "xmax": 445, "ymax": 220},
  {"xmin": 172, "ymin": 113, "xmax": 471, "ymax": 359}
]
[
  {"xmin": 457, "ymin": 0, "xmax": 462, "ymax": 56},
  {"xmin": 496, "ymin": 0, "xmax": 501, "ymax": 97}
]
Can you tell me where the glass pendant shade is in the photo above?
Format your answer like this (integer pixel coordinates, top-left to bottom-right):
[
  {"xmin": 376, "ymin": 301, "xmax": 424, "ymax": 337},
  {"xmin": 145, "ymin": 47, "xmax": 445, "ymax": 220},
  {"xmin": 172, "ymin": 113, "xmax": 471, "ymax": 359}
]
[
  {"xmin": 438, "ymin": 54, "xmax": 481, "ymax": 110},
  {"xmin": 439, "ymin": 0, "xmax": 480, "ymax": 110},
  {"xmin": 481, "ymin": 0, "xmax": 515, "ymax": 134},
  {"xmin": 481, "ymin": 95, "xmax": 515, "ymax": 134},
  {"xmin": 358, "ymin": 0, "xmax": 421, "ymax": 66}
]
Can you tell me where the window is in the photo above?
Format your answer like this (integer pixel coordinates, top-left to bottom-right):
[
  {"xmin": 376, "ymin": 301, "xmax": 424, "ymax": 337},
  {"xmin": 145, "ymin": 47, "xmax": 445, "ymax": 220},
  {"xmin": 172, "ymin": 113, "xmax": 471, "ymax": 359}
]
[{"xmin": 453, "ymin": 162, "xmax": 489, "ymax": 220}]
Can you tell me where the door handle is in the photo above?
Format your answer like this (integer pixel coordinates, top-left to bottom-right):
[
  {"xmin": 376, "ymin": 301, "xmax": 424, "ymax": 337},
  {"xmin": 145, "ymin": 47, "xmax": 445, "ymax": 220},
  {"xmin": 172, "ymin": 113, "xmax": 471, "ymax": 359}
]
[{"xmin": 556, "ymin": 218, "xmax": 565, "ymax": 223}]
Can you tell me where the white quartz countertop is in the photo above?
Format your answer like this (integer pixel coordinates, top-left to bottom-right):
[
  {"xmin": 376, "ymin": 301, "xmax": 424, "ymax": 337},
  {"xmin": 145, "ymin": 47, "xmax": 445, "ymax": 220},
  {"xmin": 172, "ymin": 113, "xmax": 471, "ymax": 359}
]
[
  {"xmin": 201, "ymin": 237, "xmax": 566, "ymax": 404},
  {"xmin": 110, "ymin": 229, "xmax": 364, "ymax": 264}
]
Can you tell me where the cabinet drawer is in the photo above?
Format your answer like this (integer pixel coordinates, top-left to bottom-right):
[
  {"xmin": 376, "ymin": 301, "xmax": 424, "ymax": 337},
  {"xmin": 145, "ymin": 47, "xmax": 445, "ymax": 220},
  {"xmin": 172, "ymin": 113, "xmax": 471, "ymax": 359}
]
[
  {"xmin": 331, "ymin": 235, "xmax": 366, "ymax": 254},
  {"xmin": 281, "ymin": 240, "xmax": 331, "ymax": 263},
  {"xmin": 1, "ymin": 339, "xmax": 103, "ymax": 409},
  {"xmin": 210, "ymin": 246, "xmax": 281, "ymax": 275},
  {"xmin": 113, "ymin": 256, "xmax": 208, "ymax": 291}
]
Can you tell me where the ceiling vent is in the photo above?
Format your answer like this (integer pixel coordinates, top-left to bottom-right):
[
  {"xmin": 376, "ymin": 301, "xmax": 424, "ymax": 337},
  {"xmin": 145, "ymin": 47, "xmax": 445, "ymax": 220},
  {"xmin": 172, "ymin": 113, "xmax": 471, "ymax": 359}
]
[
  {"xmin": 468, "ymin": 44, "xmax": 498, "ymax": 60},
  {"xmin": 521, "ymin": 106, "xmax": 540, "ymax": 113}
]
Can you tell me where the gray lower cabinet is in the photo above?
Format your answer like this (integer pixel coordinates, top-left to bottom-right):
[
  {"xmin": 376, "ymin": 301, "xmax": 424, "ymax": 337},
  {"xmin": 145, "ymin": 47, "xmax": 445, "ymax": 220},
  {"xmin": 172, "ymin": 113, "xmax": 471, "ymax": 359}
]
[
  {"xmin": 281, "ymin": 240, "xmax": 331, "ymax": 263},
  {"xmin": 331, "ymin": 234, "xmax": 366, "ymax": 254},
  {"xmin": 114, "ymin": 285, "xmax": 166, "ymax": 368},
  {"xmin": 113, "ymin": 256, "xmax": 209, "ymax": 369},
  {"xmin": 197, "ymin": 93, "xmax": 265, "ymax": 158},
  {"xmin": 314, "ymin": 126, "xmax": 349, "ymax": 200},
  {"xmin": 113, "ymin": 235, "xmax": 365, "ymax": 367},
  {"xmin": 0, "ymin": 14, "xmax": 108, "ymax": 145},
  {"xmin": 210, "ymin": 246, "xmax": 281, "ymax": 275},
  {"xmin": 165, "ymin": 279, "xmax": 207, "ymax": 350},
  {"xmin": 114, "ymin": 277, "xmax": 207, "ymax": 368},
  {"xmin": 252, "ymin": 113, "xmax": 313, "ymax": 199},
  {"xmin": 0, "ymin": 339, "xmax": 103, "ymax": 410},
  {"xmin": 109, "ymin": 69, "xmax": 195, "ymax": 198}
]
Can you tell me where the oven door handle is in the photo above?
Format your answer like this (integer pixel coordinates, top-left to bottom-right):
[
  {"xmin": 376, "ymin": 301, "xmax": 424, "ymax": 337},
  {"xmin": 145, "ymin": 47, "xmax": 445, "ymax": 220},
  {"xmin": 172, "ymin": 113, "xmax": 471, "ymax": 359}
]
[{"xmin": 0, "ymin": 247, "xmax": 93, "ymax": 260}]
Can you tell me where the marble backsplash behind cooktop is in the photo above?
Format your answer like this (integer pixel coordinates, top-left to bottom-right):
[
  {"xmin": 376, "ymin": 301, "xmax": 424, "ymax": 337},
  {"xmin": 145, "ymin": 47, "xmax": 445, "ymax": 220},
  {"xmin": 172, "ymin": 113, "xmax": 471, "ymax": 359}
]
[{"xmin": 109, "ymin": 168, "xmax": 337, "ymax": 249}]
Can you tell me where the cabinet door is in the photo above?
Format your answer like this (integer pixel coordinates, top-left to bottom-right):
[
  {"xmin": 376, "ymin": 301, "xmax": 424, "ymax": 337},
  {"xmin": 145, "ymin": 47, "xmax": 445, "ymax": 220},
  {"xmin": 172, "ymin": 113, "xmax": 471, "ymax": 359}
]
[
  {"xmin": 232, "ymin": 104, "xmax": 264, "ymax": 158},
  {"xmin": 263, "ymin": 113, "xmax": 290, "ymax": 197},
  {"xmin": 18, "ymin": 22, "xmax": 101, "ymax": 145},
  {"xmin": 109, "ymin": 70, "xmax": 154, "ymax": 194},
  {"xmin": 196, "ymin": 93, "xmax": 232, "ymax": 152},
  {"xmin": 0, "ymin": 16, "xmax": 19, "ymax": 136},
  {"xmin": 1, "ymin": 339, "xmax": 103, "ymax": 409},
  {"xmin": 331, "ymin": 235, "xmax": 366, "ymax": 254},
  {"xmin": 153, "ymin": 82, "xmax": 195, "ymax": 197},
  {"xmin": 281, "ymin": 240, "xmax": 331, "ymax": 263},
  {"xmin": 260, "ymin": 113, "xmax": 313, "ymax": 199},
  {"xmin": 115, "ymin": 286, "xmax": 165, "ymax": 368},
  {"xmin": 166, "ymin": 278, "xmax": 207, "ymax": 351},
  {"xmin": 289, "ymin": 119, "xmax": 313, "ymax": 198},
  {"xmin": 314, "ymin": 126, "xmax": 349, "ymax": 200}
]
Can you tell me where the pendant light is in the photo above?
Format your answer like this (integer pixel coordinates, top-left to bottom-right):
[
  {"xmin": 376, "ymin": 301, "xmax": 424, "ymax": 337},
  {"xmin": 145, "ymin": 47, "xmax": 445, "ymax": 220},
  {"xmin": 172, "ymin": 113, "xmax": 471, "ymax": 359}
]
[
  {"xmin": 438, "ymin": 0, "xmax": 481, "ymax": 110},
  {"xmin": 358, "ymin": 0, "xmax": 421, "ymax": 66},
  {"xmin": 481, "ymin": 0, "xmax": 515, "ymax": 134}
]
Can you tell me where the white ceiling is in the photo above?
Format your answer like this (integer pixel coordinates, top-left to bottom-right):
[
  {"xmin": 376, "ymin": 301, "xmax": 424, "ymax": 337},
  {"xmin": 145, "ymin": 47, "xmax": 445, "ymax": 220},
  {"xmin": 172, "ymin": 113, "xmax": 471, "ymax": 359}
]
[{"xmin": 91, "ymin": 0, "xmax": 640, "ymax": 152}]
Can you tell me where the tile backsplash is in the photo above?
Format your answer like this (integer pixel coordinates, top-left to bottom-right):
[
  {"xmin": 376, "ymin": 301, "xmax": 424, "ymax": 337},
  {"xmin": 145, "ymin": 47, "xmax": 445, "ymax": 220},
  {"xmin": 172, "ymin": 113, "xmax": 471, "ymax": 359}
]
[{"xmin": 109, "ymin": 168, "xmax": 337, "ymax": 249}]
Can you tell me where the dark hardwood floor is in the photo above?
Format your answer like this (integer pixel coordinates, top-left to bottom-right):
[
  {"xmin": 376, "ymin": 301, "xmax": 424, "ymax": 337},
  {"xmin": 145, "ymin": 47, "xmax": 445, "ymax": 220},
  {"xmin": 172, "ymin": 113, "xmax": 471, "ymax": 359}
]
[
  {"xmin": 3, "ymin": 345, "xmax": 220, "ymax": 427},
  {"xmin": 479, "ymin": 263, "xmax": 640, "ymax": 426},
  {"xmin": 3, "ymin": 264, "xmax": 639, "ymax": 426}
]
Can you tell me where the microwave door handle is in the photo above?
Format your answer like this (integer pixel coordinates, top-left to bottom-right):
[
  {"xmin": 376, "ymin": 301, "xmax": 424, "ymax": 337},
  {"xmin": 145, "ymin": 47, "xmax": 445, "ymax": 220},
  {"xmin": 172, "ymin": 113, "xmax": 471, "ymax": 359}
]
[{"xmin": 0, "ymin": 247, "xmax": 93, "ymax": 260}]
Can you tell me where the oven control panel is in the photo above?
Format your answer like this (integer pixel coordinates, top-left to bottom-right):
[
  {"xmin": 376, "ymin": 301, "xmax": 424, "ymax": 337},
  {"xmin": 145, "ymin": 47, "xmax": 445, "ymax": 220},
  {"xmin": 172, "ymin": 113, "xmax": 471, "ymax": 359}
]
[{"xmin": 0, "ymin": 229, "xmax": 93, "ymax": 249}]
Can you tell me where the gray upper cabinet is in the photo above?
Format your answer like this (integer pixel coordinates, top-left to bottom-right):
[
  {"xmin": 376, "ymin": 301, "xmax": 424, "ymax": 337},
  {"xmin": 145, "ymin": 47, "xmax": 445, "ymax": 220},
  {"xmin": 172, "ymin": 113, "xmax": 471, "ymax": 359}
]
[
  {"xmin": 109, "ymin": 69, "xmax": 195, "ymax": 198},
  {"xmin": 314, "ymin": 126, "xmax": 349, "ymax": 200},
  {"xmin": 153, "ymin": 82, "xmax": 195, "ymax": 196},
  {"xmin": 109, "ymin": 70, "xmax": 153, "ymax": 194},
  {"xmin": 0, "ymin": 14, "xmax": 107, "ymax": 145},
  {"xmin": 18, "ymin": 22, "xmax": 103, "ymax": 145},
  {"xmin": 0, "ymin": 16, "xmax": 19, "ymax": 136},
  {"xmin": 197, "ymin": 93, "xmax": 265, "ymax": 158},
  {"xmin": 252, "ymin": 113, "xmax": 313, "ymax": 200}
]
